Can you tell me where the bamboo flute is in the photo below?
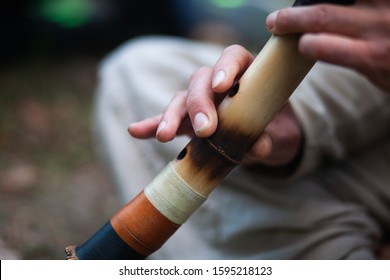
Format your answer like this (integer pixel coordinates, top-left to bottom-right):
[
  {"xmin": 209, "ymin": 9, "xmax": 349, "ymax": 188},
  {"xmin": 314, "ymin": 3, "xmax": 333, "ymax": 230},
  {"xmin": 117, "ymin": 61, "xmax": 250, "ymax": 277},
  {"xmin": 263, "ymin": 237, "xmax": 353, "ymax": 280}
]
[{"xmin": 66, "ymin": 0, "xmax": 355, "ymax": 260}]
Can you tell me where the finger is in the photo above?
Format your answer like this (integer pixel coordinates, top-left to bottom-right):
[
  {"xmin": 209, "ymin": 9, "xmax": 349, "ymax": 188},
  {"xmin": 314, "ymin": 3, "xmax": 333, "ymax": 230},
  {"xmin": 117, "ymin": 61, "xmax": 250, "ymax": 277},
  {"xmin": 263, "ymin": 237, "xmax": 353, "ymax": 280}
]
[
  {"xmin": 299, "ymin": 33, "xmax": 384, "ymax": 74},
  {"xmin": 244, "ymin": 127, "xmax": 300, "ymax": 167},
  {"xmin": 242, "ymin": 132, "xmax": 273, "ymax": 166},
  {"xmin": 156, "ymin": 90, "xmax": 189, "ymax": 142},
  {"xmin": 128, "ymin": 114, "xmax": 162, "ymax": 139},
  {"xmin": 266, "ymin": 5, "xmax": 373, "ymax": 37},
  {"xmin": 262, "ymin": 105, "xmax": 302, "ymax": 166},
  {"xmin": 187, "ymin": 67, "xmax": 218, "ymax": 138},
  {"xmin": 242, "ymin": 104, "xmax": 302, "ymax": 167},
  {"xmin": 211, "ymin": 45, "xmax": 255, "ymax": 92}
]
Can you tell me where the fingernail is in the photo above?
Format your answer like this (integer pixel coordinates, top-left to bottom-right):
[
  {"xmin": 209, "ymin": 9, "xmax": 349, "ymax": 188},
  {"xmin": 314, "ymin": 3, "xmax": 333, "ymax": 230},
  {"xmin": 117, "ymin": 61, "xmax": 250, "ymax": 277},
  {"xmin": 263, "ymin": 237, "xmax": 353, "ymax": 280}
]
[
  {"xmin": 266, "ymin": 11, "xmax": 277, "ymax": 31},
  {"xmin": 212, "ymin": 70, "xmax": 226, "ymax": 88},
  {"xmin": 156, "ymin": 121, "xmax": 167, "ymax": 136},
  {"xmin": 194, "ymin": 113, "xmax": 209, "ymax": 133}
]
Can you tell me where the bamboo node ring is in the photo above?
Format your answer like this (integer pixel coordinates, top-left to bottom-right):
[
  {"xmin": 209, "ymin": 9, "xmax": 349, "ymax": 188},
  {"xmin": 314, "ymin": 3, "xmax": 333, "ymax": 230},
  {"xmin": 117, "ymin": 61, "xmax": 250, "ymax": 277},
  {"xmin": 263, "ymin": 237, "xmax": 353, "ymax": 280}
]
[{"xmin": 204, "ymin": 138, "xmax": 240, "ymax": 165}]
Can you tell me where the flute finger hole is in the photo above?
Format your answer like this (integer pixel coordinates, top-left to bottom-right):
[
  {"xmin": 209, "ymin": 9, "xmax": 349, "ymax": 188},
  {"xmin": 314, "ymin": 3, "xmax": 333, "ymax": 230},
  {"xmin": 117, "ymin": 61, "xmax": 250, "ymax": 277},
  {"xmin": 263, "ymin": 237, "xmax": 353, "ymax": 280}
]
[
  {"xmin": 177, "ymin": 147, "xmax": 187, "ymax": 160},
  {"xmin": 228, "ymin": 82, "xmax": 240, "ymax": 98}
]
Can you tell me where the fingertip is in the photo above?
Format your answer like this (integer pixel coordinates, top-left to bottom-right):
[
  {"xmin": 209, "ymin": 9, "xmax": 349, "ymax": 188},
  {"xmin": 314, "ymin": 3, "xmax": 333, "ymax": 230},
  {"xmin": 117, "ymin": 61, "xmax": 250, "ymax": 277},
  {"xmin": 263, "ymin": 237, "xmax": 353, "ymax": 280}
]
[
  {"xmin": 156, "ymin": 120, "xmax": 178, "ymax": 143},
  {"xmin": 193, "ymin": 112, "xmax": 218, "ymax": 138},
  {"xmin": 256, "ymin": 132, "xmax": 274, "ymax": 159},
  {"xmin": 193, "ymin": 112, "xmax": 209, "ymax": 134},
  {"xmin": 246, "ymin": 133, "xmax": 273, "ymax": 163},
  {"xmin": 156, "ymin": 120, "xmax": 167, "ymax": 136},
  {"xmin": 266, "ymin": 11, "xmax": 278, "ymax": 33},
  {"xmin": 128, "ymin": 116, "xmax": 161, "ymax": 139},
  {"xmin": 127, "ymin": 122, "xmax": 139, "ymax": 137},
  {"xmin": 212, "ymin": 70, "xmax": 226, "ymax": 89},
  {"xmin": 156, "ymin": 129, "xmax": 175, "ymax": 143},
  {"xmin": 212, "ymin": 44, "xmax": 254, "ymax": 92},
  {"xmin": 155, "ymin": 121, "xmax": 168, "ymax": 142},
  {"xmin": 156, "ymin": 133, "xmax": 171, "ymax": 143},
  {"xmin": 242, "ymin": 132, "xmax": 273, "ymax": 166},
  {"xmin": 299, "ymin": 34, "xmax": 322, "ymax": 60}
]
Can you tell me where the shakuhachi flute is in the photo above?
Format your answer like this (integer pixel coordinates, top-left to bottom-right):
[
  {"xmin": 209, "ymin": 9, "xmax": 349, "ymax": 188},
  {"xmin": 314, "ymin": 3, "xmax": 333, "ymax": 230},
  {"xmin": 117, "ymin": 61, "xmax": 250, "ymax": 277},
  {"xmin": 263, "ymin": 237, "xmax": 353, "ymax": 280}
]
[{"xmin": 66, "ymin": 0, "xmax": 355, "ymax": 260}]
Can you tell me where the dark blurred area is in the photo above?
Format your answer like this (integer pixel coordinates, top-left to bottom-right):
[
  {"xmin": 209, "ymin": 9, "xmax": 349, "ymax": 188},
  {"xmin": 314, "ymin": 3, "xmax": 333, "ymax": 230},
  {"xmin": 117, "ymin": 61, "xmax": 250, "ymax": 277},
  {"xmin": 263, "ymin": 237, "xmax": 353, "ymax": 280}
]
[
  {"xmin": 1, "ymin": 0, "xmax": 180, "ymax": 62},
  {"xmin": 1, "ymin": 0, "xmax": 288, "ymax": 63}
]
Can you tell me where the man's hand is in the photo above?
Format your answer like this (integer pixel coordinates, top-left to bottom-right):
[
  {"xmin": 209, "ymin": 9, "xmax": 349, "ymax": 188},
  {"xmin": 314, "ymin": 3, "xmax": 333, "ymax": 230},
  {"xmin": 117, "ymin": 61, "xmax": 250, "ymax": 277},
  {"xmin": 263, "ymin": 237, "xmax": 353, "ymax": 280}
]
[
  {"xmin": 129, "ymin": 45, "xmax": 303, "ymax": 167},
  {"xmin": 266, "ymin": 0, "xmax": 390, "ymax": 91}
]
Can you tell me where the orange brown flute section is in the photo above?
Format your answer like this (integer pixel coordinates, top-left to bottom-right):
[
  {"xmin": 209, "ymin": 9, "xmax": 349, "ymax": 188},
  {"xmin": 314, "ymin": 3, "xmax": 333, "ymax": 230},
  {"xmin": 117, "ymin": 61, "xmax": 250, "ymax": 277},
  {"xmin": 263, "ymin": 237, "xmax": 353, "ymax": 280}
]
[{"xmin": 111, "ymin": 191, "xmax": 180, "ymax": 257}]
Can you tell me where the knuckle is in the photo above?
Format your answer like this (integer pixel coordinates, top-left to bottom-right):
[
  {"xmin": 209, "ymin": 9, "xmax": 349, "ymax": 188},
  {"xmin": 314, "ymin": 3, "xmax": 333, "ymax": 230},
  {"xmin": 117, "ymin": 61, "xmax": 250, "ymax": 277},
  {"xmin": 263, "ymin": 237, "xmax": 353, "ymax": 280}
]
[
  {"xmin": 163, "ymin": 90, "xmax": 186, "ymax": 115},
  {"xmin": 273, "ymin": 5, "xmax": 333, "ymax": 33},
  {"xmin": 219, "ymin": 44, "xmax": 250, "ymax": 74},
  {"xmin": 309, "ymin": 5, "xmax": 332, "ymax": 31},
  {"xmin": 222, "ymin": 44, "xmax": 246, "ymax": 55},
  {"xmin": 274, "ymin": 9, "xmax": 291, "ymax": 29},
  {"xmin": 173, "ymin": 90, "xmax": 187, "ymax": 100},
  {"xmin": 190, "ymin": 66, "xmax": 211, "ymax": 81},
  {"xmin": 364, "ymin": 42, "xmax": 390, "ymax": 73},
  {"xmin": 185, "ymin": 91, "xmax": 201, "ymax": 109}
]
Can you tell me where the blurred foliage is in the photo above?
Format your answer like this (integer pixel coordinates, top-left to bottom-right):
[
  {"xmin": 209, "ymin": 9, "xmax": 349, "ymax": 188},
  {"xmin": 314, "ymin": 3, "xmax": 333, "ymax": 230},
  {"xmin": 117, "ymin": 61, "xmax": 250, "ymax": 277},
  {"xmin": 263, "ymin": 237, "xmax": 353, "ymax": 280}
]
[{"xmin": 32, "ymin": 0, "xmax": 96, "ymax": 29}]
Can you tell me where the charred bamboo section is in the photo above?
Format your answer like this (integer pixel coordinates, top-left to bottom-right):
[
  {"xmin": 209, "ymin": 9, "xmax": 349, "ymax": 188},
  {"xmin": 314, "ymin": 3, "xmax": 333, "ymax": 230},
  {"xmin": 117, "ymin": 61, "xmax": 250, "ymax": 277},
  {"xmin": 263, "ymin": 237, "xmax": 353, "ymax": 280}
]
[{"xmin": 66, "ymin": 0, "xmax": 355, "ymax": 260}]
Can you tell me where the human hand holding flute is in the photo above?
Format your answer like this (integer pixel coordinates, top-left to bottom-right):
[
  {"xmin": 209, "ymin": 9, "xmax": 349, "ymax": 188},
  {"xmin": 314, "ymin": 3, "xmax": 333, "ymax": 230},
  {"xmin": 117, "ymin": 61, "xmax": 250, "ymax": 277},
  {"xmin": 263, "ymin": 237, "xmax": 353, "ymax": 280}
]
[{"xmin": 66, "ymin": 0, "xmax": 356, "ymax": 260}]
